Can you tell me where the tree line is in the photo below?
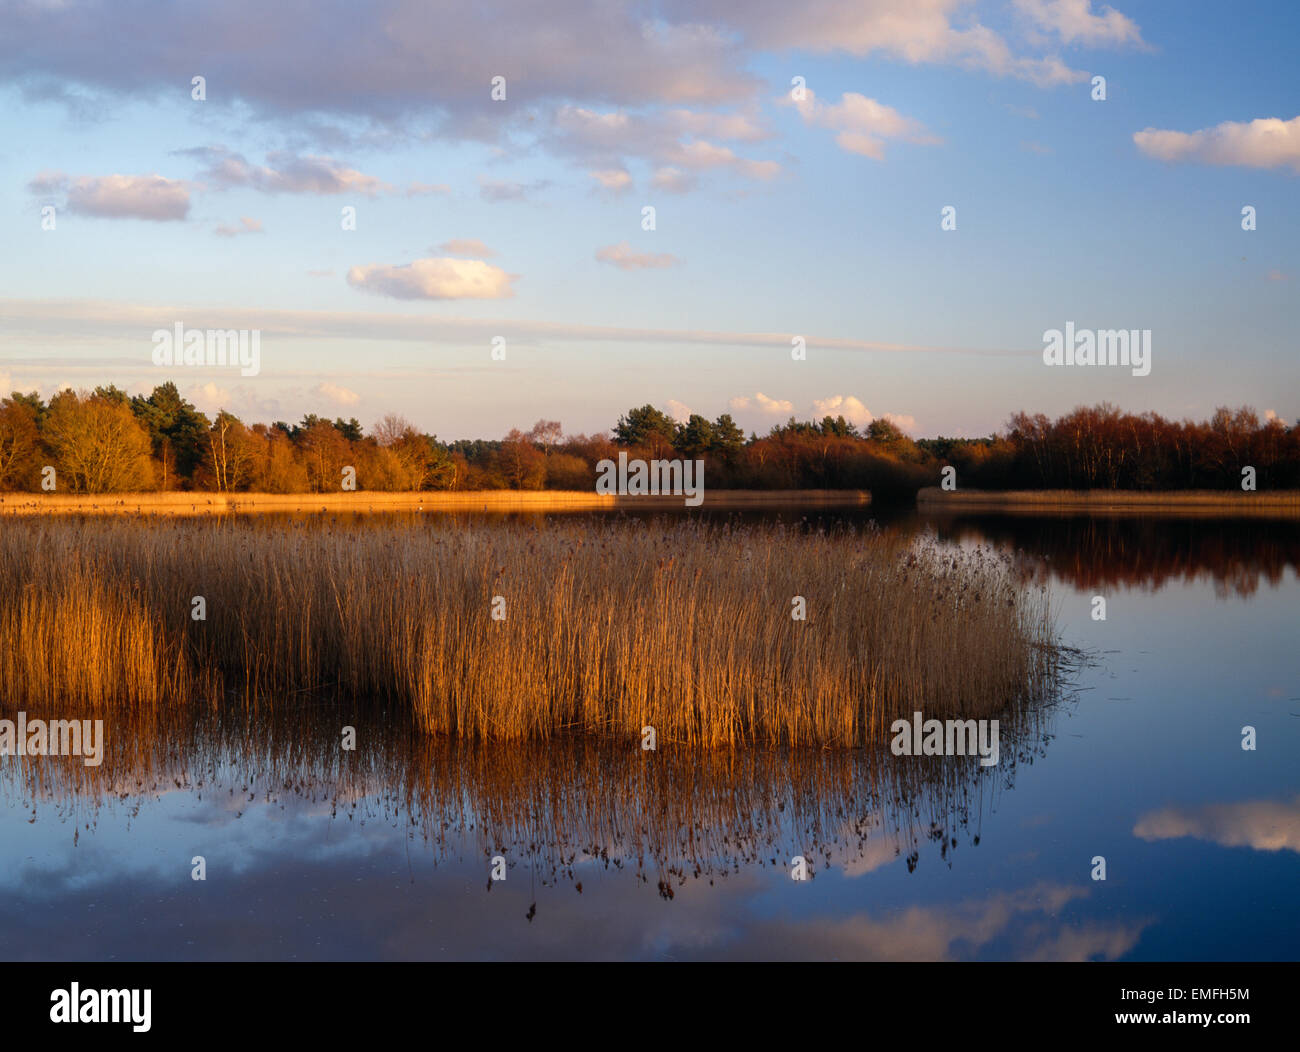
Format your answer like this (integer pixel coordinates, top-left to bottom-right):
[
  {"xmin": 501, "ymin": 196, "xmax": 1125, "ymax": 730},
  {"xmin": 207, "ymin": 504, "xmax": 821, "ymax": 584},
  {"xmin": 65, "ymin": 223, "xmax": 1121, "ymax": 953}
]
[{"xmin": 1, "ymin": 385, "xmax": 1296, "ymax": 495}]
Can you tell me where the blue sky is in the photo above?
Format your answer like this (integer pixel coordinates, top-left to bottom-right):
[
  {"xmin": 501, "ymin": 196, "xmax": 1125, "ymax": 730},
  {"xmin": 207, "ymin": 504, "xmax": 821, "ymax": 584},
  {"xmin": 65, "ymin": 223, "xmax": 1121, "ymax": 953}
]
[{"xmin": 1, "ymin": 0, "xmax": 1296, "ymax": 439}]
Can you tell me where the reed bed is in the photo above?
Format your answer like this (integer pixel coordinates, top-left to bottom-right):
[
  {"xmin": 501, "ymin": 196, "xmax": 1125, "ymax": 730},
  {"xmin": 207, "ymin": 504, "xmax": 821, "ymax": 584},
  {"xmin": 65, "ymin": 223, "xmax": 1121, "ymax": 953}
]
[
  {"xmin": 0, "ymin": 516, "xmax": 1058, "ymax": 746},
  {"xmin": 0, "ymin": 489, "xmax": 869, "ymax": 516}
]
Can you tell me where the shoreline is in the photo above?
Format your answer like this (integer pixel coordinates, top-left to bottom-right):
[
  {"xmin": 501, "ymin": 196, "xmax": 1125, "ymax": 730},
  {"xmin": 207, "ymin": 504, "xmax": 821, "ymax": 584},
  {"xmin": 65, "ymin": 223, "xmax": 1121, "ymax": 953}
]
[
  {"xmin": 917, "ymin": 487, "xmax": 1300, "ymax": 516},
  {"xmin": 0, "ymin": 488, "xmax": 871, "ymax": 516}
]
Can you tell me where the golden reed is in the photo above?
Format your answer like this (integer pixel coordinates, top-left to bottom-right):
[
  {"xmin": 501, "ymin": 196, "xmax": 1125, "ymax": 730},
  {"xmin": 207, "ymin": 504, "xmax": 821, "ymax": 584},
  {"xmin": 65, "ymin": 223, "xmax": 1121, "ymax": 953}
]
[{"xmin": 0, "ymin": 516, "xmax": 1057, "ymax": 746}]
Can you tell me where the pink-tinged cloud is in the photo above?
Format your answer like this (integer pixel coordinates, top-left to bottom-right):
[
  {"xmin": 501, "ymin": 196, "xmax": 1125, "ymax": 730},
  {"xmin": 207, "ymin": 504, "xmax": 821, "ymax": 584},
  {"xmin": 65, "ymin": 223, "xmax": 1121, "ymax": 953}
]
[
  {"xmin": 812, "ymin": 395, "xmax": 917, "ymax": 433},
  {"xmin": 668, "ymin": 0, "xmax": 1090, "ymax": 87},
  {"xmin": 651, "ymin": 167, "xmax": 696, "ymax": 193},
  {"xmin": 346, "ymin": 258, "xmax": 516, "ymax": 300},
  {"xmin": 313, "ymin": 381, "xmax": 361, "ymax": 407},
  {"xmin": 30, "ymin": 172, "xmax": 191, "ymax": 220},
  {"xmin": 595, "ymin": 241, "xmax": 680, "ymax": 270},
  {"xmin": 185, "ymin": 147, "xmax": 390, "ymax": 195},
  {"xmin": 1134, "ymin": 116, "xmax": 1300, "ymax": 174},
  {"xmin": 214, "ymin": 216, "xmax": 263, "ymax": 237},
  {"xmin": 1013, "ymin": 0, "xmax": 1145, "ymax": 48},
  {"xmin": 549, "ymin": 106, "xmax": 780, "ymax": 186},
  {"xmin": 792, "ymin": 90, "xmax": 941, "ymax": 159},
  {"xmin": 589, "ymin": 168, "xmax": 633, "ymax": 192},
  {"xmin": 1135, "ymin": 797, "xmax": 1300, "ymax": 854}
]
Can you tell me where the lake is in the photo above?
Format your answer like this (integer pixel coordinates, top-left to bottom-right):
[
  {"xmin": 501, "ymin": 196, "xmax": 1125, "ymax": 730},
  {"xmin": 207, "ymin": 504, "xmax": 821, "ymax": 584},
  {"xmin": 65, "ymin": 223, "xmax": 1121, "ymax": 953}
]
[{"xmin": 2, "ymin": 508, "xmax": 1297, "ymax": 960}]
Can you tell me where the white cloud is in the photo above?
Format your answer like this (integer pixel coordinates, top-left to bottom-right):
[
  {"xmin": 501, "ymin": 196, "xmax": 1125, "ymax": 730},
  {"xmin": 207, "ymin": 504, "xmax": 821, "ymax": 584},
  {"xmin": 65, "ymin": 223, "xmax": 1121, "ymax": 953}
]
[
  {"xmin": 407, "ymin": 181, "xmax": 451, "ymax": 196},
  {"xmin": 313, "ymin": 382, "xmax": 361, "ymax": 407},
  {"xmin": 813, "ymin": 394, "xmax": 874, "ymax": 427},
  {"xmin": 595, "ymin": 241, "xmax": 680, "ymax": 270},
  {"xmin": 1013, "ymin": 0, "xmax": 1144, "ymax": 48},
  {"xmin": 811, "ymin": 395, "xmax": 917, "ymax": 433},
  {"xmin": 1134, "ymin": 116, "xmax": 1300, "ymax": 174},
  {"xmin": 187, "ymin": 381, "xmax": 232, "ymax": 412},
  {"xmin": 754, "ymin": 392, "xmax": 793, "ymax": 414},
  {"xmin": 666, "ymin": 399, "xmax": 692, "ymax": 423},
  {"xmin": 346, "ymin": 258, "xmax": 517, "ymax": 300},
  {"xmin": 792, "ymin": 90, "xmax": 940, "ymax": 159}
]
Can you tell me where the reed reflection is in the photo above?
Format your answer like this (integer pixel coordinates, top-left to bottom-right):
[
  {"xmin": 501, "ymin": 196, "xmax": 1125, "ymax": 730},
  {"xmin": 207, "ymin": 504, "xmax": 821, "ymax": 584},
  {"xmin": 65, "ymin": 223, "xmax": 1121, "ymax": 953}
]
[{"xmin": 1, "ymin": 694, "xmax": 1067, "ymax": 887}]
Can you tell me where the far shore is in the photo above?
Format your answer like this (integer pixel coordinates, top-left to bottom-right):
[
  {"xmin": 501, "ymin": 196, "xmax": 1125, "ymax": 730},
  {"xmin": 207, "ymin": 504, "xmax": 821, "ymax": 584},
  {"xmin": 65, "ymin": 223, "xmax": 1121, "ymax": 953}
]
[
  {"xmin": 918, "ymin": 487, "xmax": 1300, "ymax": 516},
  {"xmin": 0, "ymin": 489, "xmax": 871, "ymax": 516}
]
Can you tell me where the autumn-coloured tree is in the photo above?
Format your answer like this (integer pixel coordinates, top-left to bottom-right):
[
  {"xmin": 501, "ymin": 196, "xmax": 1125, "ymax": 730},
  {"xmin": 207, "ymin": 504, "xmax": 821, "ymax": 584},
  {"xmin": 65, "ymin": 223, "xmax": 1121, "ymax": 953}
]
[
  {"xmin": 0, "ymin": 396, "xmax": 42, "ymax": 490},
  {"xmin": 43, "ymin": 390, "xmax": 154, "ymax": 492}
]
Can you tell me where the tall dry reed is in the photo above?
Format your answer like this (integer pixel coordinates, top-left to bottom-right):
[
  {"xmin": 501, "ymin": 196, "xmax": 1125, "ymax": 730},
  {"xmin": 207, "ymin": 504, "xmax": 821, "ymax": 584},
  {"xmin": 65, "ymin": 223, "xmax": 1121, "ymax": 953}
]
[{"xmin": 0, "ymin": 516, "xmax": 1058, "ymax": 746}]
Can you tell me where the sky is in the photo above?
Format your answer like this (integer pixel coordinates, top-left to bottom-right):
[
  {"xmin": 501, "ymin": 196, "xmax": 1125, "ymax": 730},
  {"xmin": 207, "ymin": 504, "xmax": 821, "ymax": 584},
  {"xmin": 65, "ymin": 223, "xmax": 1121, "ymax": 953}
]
[{"xmin": 0, "ymin": 0, "xmax": 1296, "ymax": 440}]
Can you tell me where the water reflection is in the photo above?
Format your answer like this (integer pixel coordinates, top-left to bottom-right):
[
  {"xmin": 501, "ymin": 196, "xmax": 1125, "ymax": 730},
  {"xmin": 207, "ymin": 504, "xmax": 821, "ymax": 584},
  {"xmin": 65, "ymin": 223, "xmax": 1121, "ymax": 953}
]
[
  {"xmin": 0, "ymin": 696, "xmax": 1064, "ymax": 889},
  {"xmin": 1135, "ymin": 797, "xmax": 1300, "ymax": 854},
  {"xmin": 917, "ymin": 514, "xmax": 1300, "ymax": 598}
]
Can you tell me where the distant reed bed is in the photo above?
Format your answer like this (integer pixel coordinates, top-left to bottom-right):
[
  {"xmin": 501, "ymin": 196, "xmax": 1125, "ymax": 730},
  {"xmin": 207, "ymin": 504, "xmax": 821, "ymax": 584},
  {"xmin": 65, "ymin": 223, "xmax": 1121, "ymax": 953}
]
[
  {"xmin": 0, "ymin": 517, "xmax": 1058, "ymax": 746},
  {"xmin": 918, "ymin": 486, "xmax": 1300, "ymax": 515}
]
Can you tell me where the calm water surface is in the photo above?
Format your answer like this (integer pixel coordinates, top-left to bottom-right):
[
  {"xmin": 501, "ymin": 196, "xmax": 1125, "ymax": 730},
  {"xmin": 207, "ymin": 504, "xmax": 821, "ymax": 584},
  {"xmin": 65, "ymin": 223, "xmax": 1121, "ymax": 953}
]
[{"xmin": 2, "ymin": 510, "xmax": 1297, "ymax": 960}]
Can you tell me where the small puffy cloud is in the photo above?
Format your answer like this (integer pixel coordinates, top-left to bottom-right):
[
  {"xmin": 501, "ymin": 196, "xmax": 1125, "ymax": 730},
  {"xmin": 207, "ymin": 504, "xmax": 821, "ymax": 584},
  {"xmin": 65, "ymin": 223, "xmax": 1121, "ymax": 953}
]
[
  {"xmin": 813, "ymin": 394, "xmax": 873, "ymax": 427},
  {"xmin": 1266, "ymin": 270, "xmax": 1290, "ymax": 282},
  {"xmin": 729, "ymin": 392, "xmax": 794, "ymax": 415},
  {"xmin": 307, "ymin": 268, "xmax": 334, "ymax": 277},
  {"xmin": 1133, "ymin": 116, "xmax": 1300, "ymax": 174},
  {"xmin": 1013, "ymin": 0, "xmax": 1145, "ymax": 48},
  {"xmin": 882, "ymin": 412, "xmax": 917, "ymax": 434},
  {"xmin": 313, "ymin": 382, "xmax": 361, "ymax": 407},
  {"xmin": 589, "ymin": 168, "xmax": 633, "ymax": 192},
  {"xmin": 793, "ymin": 91, "xmax": 940, "ymax": 157},
  {"xmin": 30, "ymin": 172, "xmax": 191, "ymax": 220},
  {"xmin": 791, "ymin": 90, "xmax": 941, "ymax": 159},
  {"xmin": 347, "ymin": 258, "xmax": 516, "ymax": 300},
  {"xmin": 595, "ymin": 241, "xmax": 680, "ymax": 270},
  {"xmin": 670, "ymin": 139, "xmax": 780, "ymax": 178},
  {"xmin": 437, "ymin": 238, "xmax": 496, "ymax": 258},
  {"xmin": 185, "ymin": 146, "xmax": 389, "ymax": 195},
  {"xmin": 214, "ymin": 216, "xmax": 263, "ymax": 237},
  {"xmin": 187, "ymin": 381, "xmax": 232, "ymax": 412},
  {"xmin": 407, "ymin": 181, "xmax": 451, "ymax": 196},
  {"xmin": 754, "ymin": 392, "xmax": 793, "ymax": 414},
  {"xmin": 811, "ymin": 395, "xmax": 917, "ymax": 434},
  {"xmin": 652, "ymin": 166, "xmax": 696, "ymax": 193},
  {"xmin": 666, "ymin": 399, "xmax": 692, "ymax": 423}
]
